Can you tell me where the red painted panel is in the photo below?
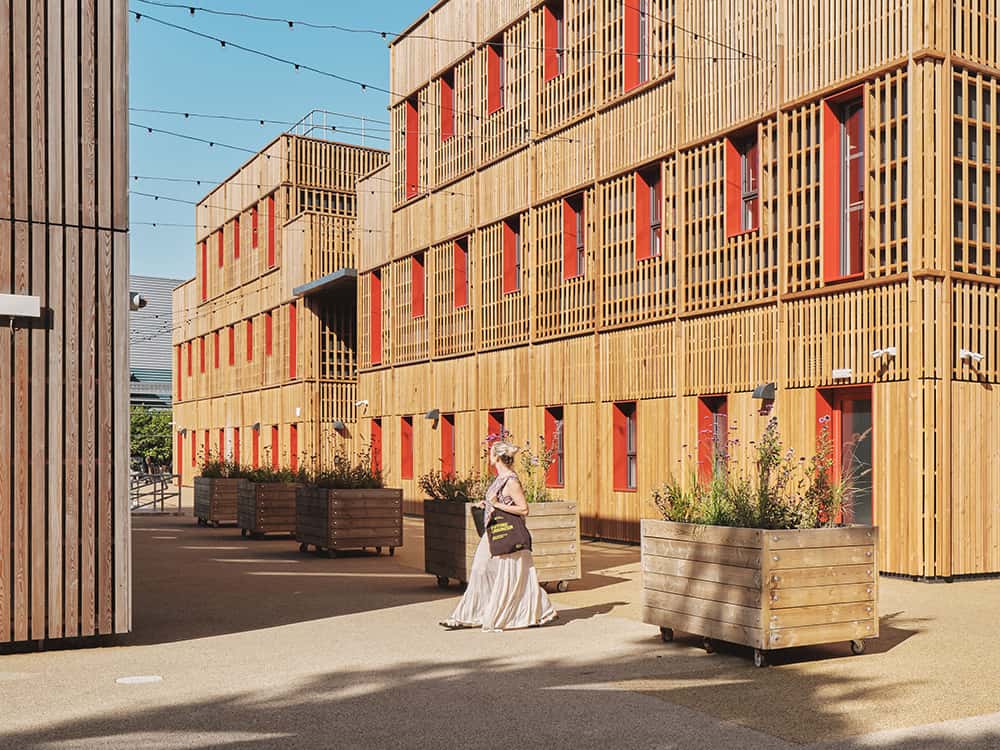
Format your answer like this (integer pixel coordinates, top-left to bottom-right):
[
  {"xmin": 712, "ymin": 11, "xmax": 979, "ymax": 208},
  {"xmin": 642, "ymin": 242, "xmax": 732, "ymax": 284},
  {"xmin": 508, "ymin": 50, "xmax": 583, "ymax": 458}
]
[
  {"xmin": 187, "ymin": 341, "xmax": 192, "ymax": 376},
  {"xmin": 697, "ymin": 397, "xmax": 713, "ymax": 482},
  {"xmin": 265, "ymin": 311, "xmax": 273, "ymax": 357},
  {"xmin": 217, "ymin": 230, "xmax": 224, "ymax": 268},
  {"xmin": 544, "ymin": 3, "xmax": 563, "ymax": 81},
  {"xmin": 190, "ymin": 432, "xmax": 196, "ymax": 467},
  {"xmin": 502, "ymin": 219, "xmax": 519, "ymax": 293},
  {"xmin": 177, "ymin": 433, "xmax": 183, "ymax": 479},
  {"xmin": 271, "ymin": 425, "xmax": 280, "ymax": 470},
  {"xmin": 406, "ymin": 98, "xmax": 419, "ymax": 198},
  {"xmin": 725, "ymin": 138, "xmax": 743, "ymax": 238},
  {"xmin": 563, "ymin": 198, "xmax": 578, "ymax": 279},
  {"xmin": 234, "ymin": 217, "xmax": 240, "ymax": 259},
  {"xmin": 233, "ymin": 429, "xmax": 241, "ymax": 466},
  {"xmin": 624, "ymin": 0, "xmax": 640, "ymax": 90},
  {"xmin": 199, "ymin": 336, "xmax": 205, "ymax": 373},
  {"xmin": 267, "ymin": 195, "xmax": 276, "ymax": 268},
  {"xmin": 290, "ymin": 424, "xmax": 298, "ymax": 472},
  {"xmin": 200, "ymin": 241, "xmax": 207, "ymax": 300},
  {"xmin": 454, "ymin": 240, "xmax": 468, "ymax": 308},
  {"xmin": 214, "ymin": 330, "xmax": 220, "ymax": 369},
  {"xmin": 176, "ymin": 346, "xmax": 182, "ymax": 400},
  {"xmin": 246, "ymin": 318, "xmax": 254, "ymax": 362},
  {"xmin": 252, "ymin": 428, "xmax": 260, "ymax": 468},
  {"xmin": 228, "ymin": 325, "xmax": 235, "ymax": 366},
  {"xmin": 289, "ymin": 303, "xmax": 297, "ymax": 378},
  {"xmin": 745, "ymin": 139, "xmax": 760, "ymax": 231},
  {"xmin": 440, "ymin": 74, "xmax": 455, "ymax": 141},
  {"xmin": 613, "ymin": 403, "xmax": 628, "ymax": 490},
  {"xmin": 411, "ymin": 254, "xmax": 425, "ymax": 318},
  {"xmin": 204, "ymin": 430, "xmax": 210, "ymax": 463},
  {"xmin": 487, "ymin": 41, "xmax": 504, "ymax": 114},
  {"xmin": 635, "ymin": 172, "xmax": 651, "ymax": 260},
  {"xmin": 440, "ymin": 415, "xmax": 455, "ymax": 477},
  {"xmin": 401, "ymin": 417, "xmax": 414, "ymax": 480},
  {"xmin": 822, "ymin": 100, "xmax": 842, "ymax": 282},
  {"xmin": 251, "ymin": 206, "xmax": 259, "ymax": 248},
  {"xmin": 371, "ymin": 272, "xmax": 383, "ymax": 364},
  {"xmin": 371, "ymin": 419, "xmax": 383, "ymax": 474},
  {"xmin": 488, "ymin": 410, "xmax": 504, "ymax": 437},
  {"xmin": 544, "ymin": 408, "xmax": 563, "ymax": 488},
  {"xmin": 219, "ymin": 429, "xmax": 225, "ymax": 459}
]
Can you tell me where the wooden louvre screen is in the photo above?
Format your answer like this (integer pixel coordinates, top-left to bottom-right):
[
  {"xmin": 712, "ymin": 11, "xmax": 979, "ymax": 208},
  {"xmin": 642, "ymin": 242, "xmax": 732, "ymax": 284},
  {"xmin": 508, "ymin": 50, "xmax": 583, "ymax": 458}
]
[{"xmin": 176, "ymin": 347, "xmax": 182, "ymax": 400}]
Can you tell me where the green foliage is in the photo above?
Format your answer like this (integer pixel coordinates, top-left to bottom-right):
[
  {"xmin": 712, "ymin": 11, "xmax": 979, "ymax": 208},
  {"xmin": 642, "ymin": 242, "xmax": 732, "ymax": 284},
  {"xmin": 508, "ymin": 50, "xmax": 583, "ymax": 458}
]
[
  {"xmin": 130, "ymin": 407, "xmax": 173, "ymax": 469},
  {"xmin": 310, "ymin": 444, "xmax": 384, "ymax": 490},
  {"xmin": 651, "ymin": 418, "xmax": 860, "ymax": 530},
  {"xmin": 418, "ymin": 471, "xmax": 481, "ymax": 502},
  {"xmin": 517, "ymin": 437, "xmax": 556, "ymax": 503}
]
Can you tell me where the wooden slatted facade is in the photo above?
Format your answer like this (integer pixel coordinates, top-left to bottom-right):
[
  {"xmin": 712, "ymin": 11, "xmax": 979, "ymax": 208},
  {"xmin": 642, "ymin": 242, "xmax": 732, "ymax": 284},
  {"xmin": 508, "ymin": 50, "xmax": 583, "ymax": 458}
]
[
  {"xmin": 1, "ymin": 0, "xmax": 131, "ymax": 644},
  {"xmin": 358, "ymin": 0, "xmax": 1000, "ymax": 578},
  {"xmin": 172, "ymin": 137, "xmax": 387, "ymax": 483}
]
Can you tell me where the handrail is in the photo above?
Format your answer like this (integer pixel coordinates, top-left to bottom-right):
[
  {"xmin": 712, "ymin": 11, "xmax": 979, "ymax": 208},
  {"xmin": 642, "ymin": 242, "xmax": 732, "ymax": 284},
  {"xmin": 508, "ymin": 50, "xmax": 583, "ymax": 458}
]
[{"xmin": 130, "ymin": 473, "xmax": 182, "ymax": 514}]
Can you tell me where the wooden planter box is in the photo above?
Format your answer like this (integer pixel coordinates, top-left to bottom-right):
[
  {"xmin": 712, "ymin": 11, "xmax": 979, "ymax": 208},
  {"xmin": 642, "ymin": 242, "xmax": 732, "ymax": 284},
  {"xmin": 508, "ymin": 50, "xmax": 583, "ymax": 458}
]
[
  {"xmin": 238, "ymin": 483, "xmax": 302, "ymax": 538},
  {"xmin": 295, "ymin": 487, "xmax": 403, "ymax": 557},
  {"xmin": 193, "ymin": 477, "xmax": 252, "ymax": 527},
  {"xmin": 641, "ymin": 519, "xmax": 879, "ymax": 667},
  {"xmin": 424, "ymin": 500, "xmax": 582, "ymax": 592}
]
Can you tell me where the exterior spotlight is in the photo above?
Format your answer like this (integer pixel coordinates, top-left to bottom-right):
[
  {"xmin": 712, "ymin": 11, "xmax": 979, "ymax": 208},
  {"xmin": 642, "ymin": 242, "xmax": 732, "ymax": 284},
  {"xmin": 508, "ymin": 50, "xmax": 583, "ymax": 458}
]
[
  {"xmin": 252, "ymin": 422, "xmax": 261, "ymax": 432},
  {"xmin": 871, "ymin": 347, "xmax": 897, "ymax": 359},
  {"xmin": 129, "ymin": 292, "xmax": 148, "ymax": 311},
  {"xmin": 425, "ymin": 409, "xmax": 440, "ymax": 421},
  {"xmin": 752, "ymin": 383, "xmax": 776, "ymax": 401},
  {"xmin": 355, "ymin": 399, "xmax": 369, "ymax": 409},
  {"xmin": 960, "ymin": 349, "xmax": 985, "ymax": 364},
  {"xmin": 179, "ymin": 428, "xmax": 188, "ymax": 437},
  {"xmin": 332, "ymin": 420, "xmax": 347, "ymax": 433}
]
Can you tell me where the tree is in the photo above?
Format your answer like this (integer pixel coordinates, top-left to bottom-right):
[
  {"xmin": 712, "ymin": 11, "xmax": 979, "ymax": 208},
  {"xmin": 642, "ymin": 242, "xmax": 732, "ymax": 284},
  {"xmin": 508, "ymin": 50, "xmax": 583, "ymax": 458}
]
[{"xmin": 130, "ymin": 406, "xmax": 173, "ymax": 472}]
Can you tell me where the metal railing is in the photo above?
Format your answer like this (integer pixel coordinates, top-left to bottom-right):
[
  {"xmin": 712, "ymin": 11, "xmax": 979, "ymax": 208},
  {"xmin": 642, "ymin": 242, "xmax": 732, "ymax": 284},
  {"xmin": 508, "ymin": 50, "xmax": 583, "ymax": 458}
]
[{"xmin": 130, "ymin": 473, "xmax": 182, "ymax": 514}]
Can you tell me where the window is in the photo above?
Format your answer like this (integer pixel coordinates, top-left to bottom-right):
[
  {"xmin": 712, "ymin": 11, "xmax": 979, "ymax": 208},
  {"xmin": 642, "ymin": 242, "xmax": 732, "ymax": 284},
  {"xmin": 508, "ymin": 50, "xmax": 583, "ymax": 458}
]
[
  {"xmin": 289, "ymin": 424, "xmax": 298, "ymax": 472},
  {"xmin": 371, "ymin": 418, "xmax": 383, "ymax": 474},
  {"xmin": 265, "ymin": 311, "xmax": 273, "ymax": 357},
  {"xmin": 454, "ymin": 238, "xmax": 469, "ymax": 308},
  {"xmin": 697, "ymin": 396, "xmax": 729, "ymax": 481},
  {"xmin": 199, "ymin": 336, "xmax": 206, "ymax": 373},
  {"xmin": 252, "ymin": 427, "xmax": 260, "ymax": 468},
  {"xmin": 544, "ymin": 1, "xmax": 565, "ymax": 81},
  {"xmin": 487, "ymin": 37, "xmax": 505, "ymax": 114},
  {"xmin": 823, "ymin": 93, "xmax": 865, "ymax": 280},
  {"xmin": 401, "ymin": 416, "xmax": 414, "ymax": 480},
  {"xmin": 214, "ymin": 331, "xmax": 220, "ymax": 369},
  {"xmin": 233, "ymin": 217, "xmax": 240, "ymax": 259},
  {"xmin": 441, "ymin": 414, "xmax": 456, "ymax": 477},
  {"xmin": 246, "ymin": 318, "xmax": 254, "ymax": 362},
  {"xmin": 563, "ymin": 195, "xmax": 585, "ymax": 279},
  {"xmin": 817, "ymin": 388, "xmax": 874, "ymax": 526},
  {"xmin": 200, "ymin": 240, "xmax": 207, "ymax": 301},
  {"xmin": 726, "ymin": 133, "xmax": 760, "ymax": 236},
  {"xmin": 217, "ymin": 230, "xmax": 224, "ymax": 269},
  {"xmin": 502, "ymin": 217, "xmax": 521, "ymax": 294},
  {"xmin": 624, "ymin": 0, "xmax": 650, "ymax": 91},
  {"xmin": 405, "ymin": 97, "xmax": 420, "ymax": 199},
  {"xmin": 636, "ymin": 166, "xmax": 662, "ymax": 260},
  {"xmin": 228, "ymin": 326, "xmax": 235, "ymax": 366},
  {"xmin": 545, "ymin": 406, "xmax": 565, "ymax": 488},
  {"xmin": 411, "ymin": 253, "xmax": 426, "ymax": 318},
  {"xmin": 488, "ymin": 409, "xmax": 505, "ymax": 437},
  {"xmin": 267, "ymin": 195, "xmax": 276, "ymax": 268},
  {"xmin": 289, "ymin": 303, "xmax": 297, "ymax": 378},
  {"xmin": 613, "ymin": 402, "xmax": 637, "ymax": 491},
  {"xmin": 440, "ymin": 71, "xmax": 455, "ymax": 142},
  {"xmin": 271, "ymin": 425, "xmax": 280, "ymax": 470},
  {"xmin": 251, "ymin": 206, "xmax": 259, "ymax": 249},
  {"xmin": 371, "ymin": 271, "xmax": 383, "ymax": 365}
]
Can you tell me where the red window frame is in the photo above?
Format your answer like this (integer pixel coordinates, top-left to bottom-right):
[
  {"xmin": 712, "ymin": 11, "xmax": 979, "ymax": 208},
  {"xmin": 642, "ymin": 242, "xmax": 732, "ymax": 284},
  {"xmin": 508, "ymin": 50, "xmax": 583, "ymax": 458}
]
[
  {"xmin": 218, "ymin": 428, "xmax": 225, "ymax": 460},
  {"xmin": 289, "ymin": 424, "xmax": 298, "ymax": 472},
  {"xmin": 371, "ymin": 271, "xmax": 383, "ymax": 365},
  {"xmin": 252, "ymin": 427, "xmax": 260, "ymax": 468},
  {"xmin": 816, "ymin": 386, "xmax": 874, "ymax": 524},
  {"xmin": 401, "ymin": 416, "xmax": 414, "ymax": 480},
  {"xmin": 411, "ymin": 253, "xmax": 426, "ymax": 319},
  {"xmin": 440, "ymin": 71, "xmax": 455, "ymax": 142},
  {"xmin": 200, "ymin": 240, "xmax": 207, "ymax": 301},
  {"xmin": 187, "ymin": 341, "xmax": 193, "ymax": 376},
  {"xmin": 251, "ymin": 206, "xmax": 259, "ymax": 249},
  {"xmin": 371, "ymin": 418, "xmax": 383, "ymax": 475},
  {"xmin": 213, "ymin": 331, "xmax": 220, "ymax": 369},
  {"xmin": 405, "ymin": 97, "xmax": 420, "ymax": 199},
  {"xmin": 288, "ymin": 303, "xmax": 297, "ymax": 378},
  {"xmin": 203, "ymin": 430, "xmax": 210, "ymax": 463},
  {"xmin": 502, "ymin": 217, "xmax": 521, "ymax": 294},
  {"xmin": 725, "ymin": 132, "xmax": 760, "ymax": 237},
  {"xmin": 624, "ymin": 0, "xmax": 649, "ymax": 91},
  {"xmin": 176, "ymin": 432, "xmax": 183, "ymax": 478},
  {"xmin": 563, "ymin": 194, "xmax": 585, "ymax": 279},
  {"xmin": 228, "ymin": 325, "xmax": 235, "ymax": 366},
  {"xmin": 454, "ymin": 238, "xmax": 469, "ymax": 309},
  {"xmin": 233, "ymin": 428, "xmax": 241, "ymax": 466},
  {"xmin": 217, "ymin": 230, "xmax": 224, "ymax": 269},
  {"xmin": 487, "ymin": 37, "xmax": 505, "ymax": 114},
  {"xmin": 635, "ymin": 166, "xmax": 662, "ymax": 261},
  {"xmin": 267, "ymin": 195, "xmax": 276, "ymax": 268},
  {"xmin": 265, "ymin": 311, "xmax": 273, "ymax": 357},
  {"xmin": 822, "ymin": 87, "xmax": 865, "ymax": 282},
  {"xmin": 190, "ymin": 431, "xmax": 196, "ymax": 467},
  {"xmin": 697, "ymin": 396, "xmax": 729, "ymax": 482},
  {"xmin": 441, "ymin": 414, "xmax": 456, "ymax": 477},
  {"xmin": 488, "ymin": 409, "xmax": 505, "ymax": 437},
  {"xmin": 545, "ymin": 406, "xmax": 565, "ymax": 488},
  {"xmin": 246, "ymin": 318, "xmax": 254, "ymax": 362},
  {"xmin": 176, "ymin": 346, "xmax": 182, "ymax": 400},
  {"xmin": 199, "ymin": 336, "xmax": 206, "ymax": 374},
  {"xmin": 544, "ymin": 1, "xmax": 565, "ymax": 82},
  {"xmin": 613, "ymin": 402, "xmax": 637, "ymax": 491},
  {"xmin": 233, "ymin": 217, "xmax": 240, "ymax": 259},
  {"xmin": 271, "ymin": 425, "xmax": 280, "ymax": 470}
]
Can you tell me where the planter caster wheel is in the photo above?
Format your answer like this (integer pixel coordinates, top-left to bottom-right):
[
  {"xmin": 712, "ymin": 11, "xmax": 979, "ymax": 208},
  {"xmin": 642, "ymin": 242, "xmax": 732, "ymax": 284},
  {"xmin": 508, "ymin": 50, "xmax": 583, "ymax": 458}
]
[
  {"xmin": 298, "ymin": 543, "xmax": 309, "ymax": 553},
  {"xmin": 240, "ymin": 528, "xmax": 248, "ymax": 538},
  {"xmin": 850, "ymin": 639, "xmax": 867, "ymax": 656},
  {"xmin": 436, "ymin": 576, "xmax": 450, "ymax": 589},
  {"xmin": 376, "ymin": 547, "xmax": 383, "ymax": 555},
  {"xmin": 389, "ymin": 547, "xmax": 395, "ymax": 557},
  {"xmin": 702, "ymin": 637, "xmax": 715, "ymax": 654},
  {"xmin": 555, "ymin": 580, "xmax": 569, "ymax": 593},
  {"xmin": 753, "ymin": 649, "xmax": 768, "ymax": 668},
  {"xmin": 197, "ymin": 518, "xmax": 206, "ymax": 527},
  {"xmin": 660, "ymin": 627, "xmax": 674, "ymax": 643}
]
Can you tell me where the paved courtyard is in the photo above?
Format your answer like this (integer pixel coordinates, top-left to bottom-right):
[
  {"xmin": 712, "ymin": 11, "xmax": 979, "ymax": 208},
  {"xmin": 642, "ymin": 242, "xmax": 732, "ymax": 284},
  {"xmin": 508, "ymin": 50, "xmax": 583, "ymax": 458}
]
[{"xmin": 1, "ymin": 512, "xmax": 1000, "ymax": 749}]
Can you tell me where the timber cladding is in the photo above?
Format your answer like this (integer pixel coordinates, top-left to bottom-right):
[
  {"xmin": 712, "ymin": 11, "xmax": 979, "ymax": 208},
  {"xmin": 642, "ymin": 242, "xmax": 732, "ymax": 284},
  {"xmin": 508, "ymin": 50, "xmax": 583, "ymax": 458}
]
[
  {"xmin": 0, "ymin": 0, "xmax": 130, "ymax": 644},
  {"xmin": 641, "ymin": 520, "xmax": 879, "ymax": 653}
]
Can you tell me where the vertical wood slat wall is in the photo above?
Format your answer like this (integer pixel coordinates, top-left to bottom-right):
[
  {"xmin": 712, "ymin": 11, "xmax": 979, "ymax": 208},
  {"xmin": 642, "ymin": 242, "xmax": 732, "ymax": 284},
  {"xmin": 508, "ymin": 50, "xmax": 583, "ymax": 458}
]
[
  {"xmin": 0, "ymin": 0, "xmax": 130, "ymax": 644},
  {"xmin": 361, "ymin": 2, "xmax": 1000, "ymax": 577}
]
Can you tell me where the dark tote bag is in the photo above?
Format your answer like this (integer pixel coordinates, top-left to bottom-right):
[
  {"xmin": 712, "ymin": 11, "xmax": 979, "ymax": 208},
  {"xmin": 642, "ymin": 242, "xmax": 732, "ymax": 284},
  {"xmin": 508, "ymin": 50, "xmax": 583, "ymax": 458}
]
[{"xmin": 486, "ymin": 508, "xmax": 532, "ymax": 556}]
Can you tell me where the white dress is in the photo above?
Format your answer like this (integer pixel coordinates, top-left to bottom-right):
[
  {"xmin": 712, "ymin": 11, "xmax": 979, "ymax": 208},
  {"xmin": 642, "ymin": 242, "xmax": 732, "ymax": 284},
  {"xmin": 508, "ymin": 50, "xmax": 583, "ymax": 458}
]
[{"xmin": 444, "ymin": 475, "xmax": 558, "ymax": 632}]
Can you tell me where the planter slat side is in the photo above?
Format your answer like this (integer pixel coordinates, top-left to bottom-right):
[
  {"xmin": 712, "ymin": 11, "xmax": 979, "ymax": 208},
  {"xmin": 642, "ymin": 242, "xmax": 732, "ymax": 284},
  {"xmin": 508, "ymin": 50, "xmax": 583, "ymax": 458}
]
[
  {"xmin": 767, "ymin": 527, "xmax": 878, "ymax": 550},
  {"xmin": 769, "ymin": 582, "xmax": 875, "ymax": 608},
  {"xmin": 768, "ymin": 620, "xmax": 876, "ymax": 649},
  {"xmin": 643, "ymin": 553, "xmax": 764, "ymax": 589},
  {"xmin": 642, "ymin": 537, "xmax": 764, "ymax": 569},
  {"xmin": 768, "ymin": 601, "xmax": 876, "ymax": 630},
  {"xmin": 640, "ymin": 606, "xmax": 765, "ymax": 649},
  {"xmin": 641, "ymin": 520, "xmax": 764, "ymax": 548},
  {"xmin": 643, "ymin": 589, "xmax": 761, "ymax": 629},
  {"xmin": 770, "ymin": 564, "xmax": 875, "ymax": 589},
  {"xmin": 643, "ymin": 571, "xmax": 762, "ymax": 609},
  {"xmin": 770, "ymin": 545, "xmax": 876, "ymax": 569}
]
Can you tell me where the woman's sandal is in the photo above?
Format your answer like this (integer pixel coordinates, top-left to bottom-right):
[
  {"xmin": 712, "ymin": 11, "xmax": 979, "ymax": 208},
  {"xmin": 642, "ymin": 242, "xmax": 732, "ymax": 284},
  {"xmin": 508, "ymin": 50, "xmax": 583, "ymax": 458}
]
[{"xmin": 439, "ymin": 620, "xmax": 467, "ymax": 630}]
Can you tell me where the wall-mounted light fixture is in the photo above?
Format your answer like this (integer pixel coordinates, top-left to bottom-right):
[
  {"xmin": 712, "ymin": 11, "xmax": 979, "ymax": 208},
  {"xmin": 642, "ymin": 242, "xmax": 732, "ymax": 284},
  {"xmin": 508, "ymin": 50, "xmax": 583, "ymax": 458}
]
[
  {"xmin": 960, "ymin": 349, "xmax": 985, "ymax": 364},
  {"xmin": 871, "ymin": 347, "xmax": 897, "ymax": 360},
  {"xmin": 0, "ymin": 293, "xmax": 41, "ymax": 319},
  {"xmin": 425, "ymin": 409, "xmax": 440, "ymax": 421},
  {"xmin": 252, "ymin": 422, "xmax": 261, "ymax": 432},
  {"xmin": 129, "ymin": 293, "xmax": 148, "ymax": 311},
  {"xmin": 332, "ymin": 420, "xmax": 347, "ymax": 434},
  {"xmin": 179, "ymin": 428, "xmax": 188, "ymax": 437},
  {"xmin": 752, "ymin": 383, "xmax": 776, "ymax": 401},
  {"xmin": 355, "ymin": 399, "xmax": 369, "ymax": 412}
]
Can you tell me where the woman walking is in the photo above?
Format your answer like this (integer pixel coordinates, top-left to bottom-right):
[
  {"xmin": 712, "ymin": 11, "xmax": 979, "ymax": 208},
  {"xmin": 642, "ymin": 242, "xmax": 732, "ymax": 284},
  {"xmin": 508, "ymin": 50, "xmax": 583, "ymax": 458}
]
[{"xmin": 440, "ymin": 441, "xmax": 557, "ymax": 632}]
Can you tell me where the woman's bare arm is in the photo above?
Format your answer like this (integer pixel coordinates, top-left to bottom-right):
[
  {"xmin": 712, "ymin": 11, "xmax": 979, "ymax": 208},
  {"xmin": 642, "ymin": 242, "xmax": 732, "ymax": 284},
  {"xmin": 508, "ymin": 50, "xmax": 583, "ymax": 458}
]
[{"xmin": 501, "ymin": 477, "xmax": 530, "ymax": 517}]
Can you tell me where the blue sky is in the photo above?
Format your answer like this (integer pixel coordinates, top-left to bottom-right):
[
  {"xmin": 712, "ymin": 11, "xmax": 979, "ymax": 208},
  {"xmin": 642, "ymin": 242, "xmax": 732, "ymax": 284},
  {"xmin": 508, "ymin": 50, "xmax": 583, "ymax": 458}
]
[{"xmin": 129, "ymin": 0, "xmax": 428, "ymax": 280}]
